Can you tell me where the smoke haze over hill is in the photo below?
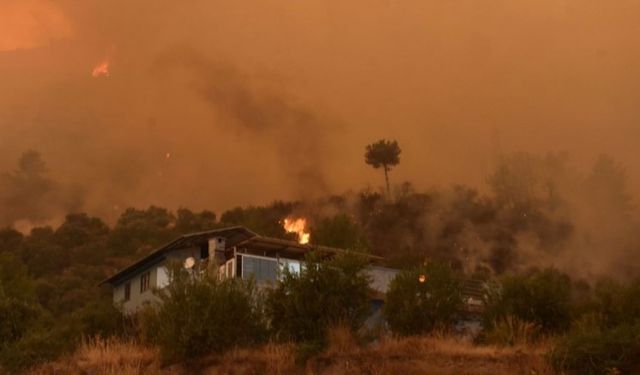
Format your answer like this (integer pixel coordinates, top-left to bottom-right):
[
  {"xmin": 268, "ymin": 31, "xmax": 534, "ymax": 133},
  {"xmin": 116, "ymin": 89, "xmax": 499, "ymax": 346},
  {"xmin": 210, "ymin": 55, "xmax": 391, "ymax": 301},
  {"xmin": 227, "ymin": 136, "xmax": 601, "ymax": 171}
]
[{"xmin": 1, "ymin": 0, "xmax": 639, "ymax": 229}]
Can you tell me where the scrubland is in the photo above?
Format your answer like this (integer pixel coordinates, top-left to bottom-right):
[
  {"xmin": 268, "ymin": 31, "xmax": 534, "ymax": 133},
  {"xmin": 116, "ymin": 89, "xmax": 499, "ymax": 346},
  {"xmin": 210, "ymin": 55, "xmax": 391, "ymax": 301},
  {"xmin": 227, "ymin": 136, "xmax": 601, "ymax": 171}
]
[{"xmin": 29, "ymin": 332, "xmax": 552, "ymax": 375}]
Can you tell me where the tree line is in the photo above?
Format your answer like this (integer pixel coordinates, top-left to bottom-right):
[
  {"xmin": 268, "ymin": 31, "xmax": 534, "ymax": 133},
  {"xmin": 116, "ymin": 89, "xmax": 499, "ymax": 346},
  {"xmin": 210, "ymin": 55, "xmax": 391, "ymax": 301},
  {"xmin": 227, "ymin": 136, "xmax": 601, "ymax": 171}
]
[{"xmin": 0, "ymin": 145, "xmax": 638, "ymax": 372}]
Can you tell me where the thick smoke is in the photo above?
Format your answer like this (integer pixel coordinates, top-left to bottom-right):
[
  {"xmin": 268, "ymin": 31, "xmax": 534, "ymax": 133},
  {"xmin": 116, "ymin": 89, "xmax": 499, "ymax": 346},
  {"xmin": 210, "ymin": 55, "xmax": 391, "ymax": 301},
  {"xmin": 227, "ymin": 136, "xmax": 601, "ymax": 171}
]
[
  {"xmin": 155, "ymin": 48, "xmax": 333, "ymax": 197},
  {"xmin": 0, "ymin": 150, "xmax": 83, "ymax": 231},
  {"xmin": 290, "ymin": 151, "xmax": 639, "ymax": 281},
  {"xmin": 0, "ymin": 0, "xmax": 639, "ymax": 282}
]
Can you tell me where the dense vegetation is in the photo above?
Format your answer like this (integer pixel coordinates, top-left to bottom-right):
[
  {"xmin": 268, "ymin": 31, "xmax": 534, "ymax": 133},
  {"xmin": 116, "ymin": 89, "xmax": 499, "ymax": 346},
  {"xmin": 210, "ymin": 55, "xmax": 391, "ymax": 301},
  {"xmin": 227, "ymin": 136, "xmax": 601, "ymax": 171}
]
[
  {"xmin": 0, "ymin": 150, "xmax": 639, "ymax": 373},
  {"xmin": 384, "ymin": 262, "xmax": 463, "ymax": 335},
  {"xmin": 483, "ymin": 269, "xmax": 573, "ymax": 333},
  {"xmin": 266, "ymin": 252, "xmax": 371, "ymax": 344},
  {"xmin": 140, "ymin": 264, "xmax": 266, "ymax": 363}
]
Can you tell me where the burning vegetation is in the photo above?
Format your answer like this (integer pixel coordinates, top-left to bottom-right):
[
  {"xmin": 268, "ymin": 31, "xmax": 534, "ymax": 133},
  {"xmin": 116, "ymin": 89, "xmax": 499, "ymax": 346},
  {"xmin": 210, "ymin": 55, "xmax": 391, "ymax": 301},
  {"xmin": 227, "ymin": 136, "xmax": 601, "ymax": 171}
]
[{"xmin": 283, "ymin": 217, "xmax": 310, "ymax": 244}]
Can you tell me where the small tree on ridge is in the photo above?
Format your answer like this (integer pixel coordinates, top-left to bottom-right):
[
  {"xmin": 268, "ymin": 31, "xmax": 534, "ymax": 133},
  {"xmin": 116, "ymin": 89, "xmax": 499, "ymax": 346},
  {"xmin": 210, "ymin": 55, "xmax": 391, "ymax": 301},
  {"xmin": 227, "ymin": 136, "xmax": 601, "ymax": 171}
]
[{"xmin": 365, "ymin": 139, "xmax": 401, "ymax": 197}]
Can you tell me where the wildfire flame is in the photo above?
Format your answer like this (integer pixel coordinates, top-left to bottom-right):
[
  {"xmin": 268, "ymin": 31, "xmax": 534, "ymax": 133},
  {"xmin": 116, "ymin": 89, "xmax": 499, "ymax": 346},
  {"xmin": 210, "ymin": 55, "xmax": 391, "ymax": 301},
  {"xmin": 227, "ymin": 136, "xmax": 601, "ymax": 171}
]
[
  {"xmin": 92, "ymin": 60, "xmax": 110, "ymax": 77},
  {"xmin": 283, "ymin": 218, "xmax": 310, "ymax": 244}
]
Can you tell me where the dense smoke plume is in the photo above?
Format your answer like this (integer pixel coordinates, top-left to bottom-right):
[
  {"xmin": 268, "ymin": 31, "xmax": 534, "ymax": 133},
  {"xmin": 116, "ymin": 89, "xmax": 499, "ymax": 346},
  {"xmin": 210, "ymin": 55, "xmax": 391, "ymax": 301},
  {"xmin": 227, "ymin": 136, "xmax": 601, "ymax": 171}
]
[
  {"xmin": 155, "ymin": 48, "xmax": 333, "ymax": 196},
  {"xmin": 3, "ymin": 0, "xmax": 640, "ymax": 220},
  {"xmin": 0, "ymin": 1, "xmax": 639, "ymax": 278}
]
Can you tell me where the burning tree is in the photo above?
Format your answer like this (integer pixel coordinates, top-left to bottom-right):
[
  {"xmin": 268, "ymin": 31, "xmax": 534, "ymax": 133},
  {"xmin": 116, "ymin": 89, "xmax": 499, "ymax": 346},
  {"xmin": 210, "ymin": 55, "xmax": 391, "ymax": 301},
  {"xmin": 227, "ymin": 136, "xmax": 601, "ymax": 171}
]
[{"xmin": 364, "ymin": 139, "xmax": 401, "ymax": 197}]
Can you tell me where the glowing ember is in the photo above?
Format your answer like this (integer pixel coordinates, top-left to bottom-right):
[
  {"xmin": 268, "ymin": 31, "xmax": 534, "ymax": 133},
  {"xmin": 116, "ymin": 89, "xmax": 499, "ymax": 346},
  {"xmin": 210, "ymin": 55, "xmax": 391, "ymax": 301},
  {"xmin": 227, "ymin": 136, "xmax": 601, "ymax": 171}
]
[
  {"xmin": 92, "ymin": 60, "xmax": 110, "ymax": 77},
  {"xmin": 418, "ymin": 274, "xmax": 427, "ymax": 283},
  {"xmin": 283, "ymin": 218, "xmax": 310, "ymax": 244}
]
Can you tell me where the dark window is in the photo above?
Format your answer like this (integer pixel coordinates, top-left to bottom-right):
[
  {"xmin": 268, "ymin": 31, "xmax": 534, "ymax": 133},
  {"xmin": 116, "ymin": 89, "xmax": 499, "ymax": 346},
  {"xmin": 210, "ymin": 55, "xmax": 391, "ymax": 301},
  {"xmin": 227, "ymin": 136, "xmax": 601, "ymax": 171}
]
[
  {"xmin": 200, "ymin": 243, "xmax": 209, "ymax": 259},
  {"xmin": 124, "ymin": 282, "xmax": 131, "ymax": 301},
  {"xmin": 236, "ymin": 255, "xmax": 243, "ymax": 278},
  {"xmin": 140, "ymin": 272, "xmax": 151, "ymax": 293}
]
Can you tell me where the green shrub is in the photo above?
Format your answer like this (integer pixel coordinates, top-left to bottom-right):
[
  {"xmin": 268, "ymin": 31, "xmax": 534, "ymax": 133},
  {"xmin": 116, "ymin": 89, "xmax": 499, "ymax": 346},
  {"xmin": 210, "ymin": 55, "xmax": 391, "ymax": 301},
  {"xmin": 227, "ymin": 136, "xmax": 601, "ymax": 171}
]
[
  {"xmin": 141, "ymin": 265, "xmax": 267, "ymax": 363},
  {"xmin": 484, "ymin": 268, "xmax": 572, "ymax": 333},
  {"xmin": 71, "ymin": 297, "xmax": 130, "ymax": 338},
  {"xmin": 0, "ymin": 298, "xmax": 42, "ymax": 345},
  {"xmin": 137, "ymin": 303, "xmax": 162, "ymax": 344},
  {"xmin": 585, "ymin": 278, "xmax": 640, "ymax": 328},
  {"xmin": 548, "ymin": 279, "xmax": 640, "ymax": 374},
  {"xmin": 549, "ymin": 322, "xmax": 640, "ymax": 375},
  {"xmin": 0, "ymin": 298, "xmax": 74, "ymax": 372},
  {"xmin": 383, "ymin": 262, "xmax": 463, "ymax": 336},
  {"xmin": 266, "ymin": 252, "xmax": 370, "ymax": 344},
  {"xmin": 0, "ymin": 326, "xmax": 74, "ymax": 372}
]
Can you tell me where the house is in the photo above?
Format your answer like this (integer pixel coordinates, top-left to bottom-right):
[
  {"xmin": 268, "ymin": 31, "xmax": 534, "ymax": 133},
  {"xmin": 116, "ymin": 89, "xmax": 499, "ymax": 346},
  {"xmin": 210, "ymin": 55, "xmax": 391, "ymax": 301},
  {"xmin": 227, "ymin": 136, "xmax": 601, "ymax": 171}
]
[{"xmin": 101, "ymin": 226, "xmax": 399, "ymax": 314}]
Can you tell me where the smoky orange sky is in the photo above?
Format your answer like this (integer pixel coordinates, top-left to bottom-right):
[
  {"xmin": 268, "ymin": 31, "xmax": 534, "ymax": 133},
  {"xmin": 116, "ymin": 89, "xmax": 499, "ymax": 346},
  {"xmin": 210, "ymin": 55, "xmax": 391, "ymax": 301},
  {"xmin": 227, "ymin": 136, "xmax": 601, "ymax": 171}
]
[{"xmin": 1, "ymin": 0, "xmax": 639, "ymax": 223}]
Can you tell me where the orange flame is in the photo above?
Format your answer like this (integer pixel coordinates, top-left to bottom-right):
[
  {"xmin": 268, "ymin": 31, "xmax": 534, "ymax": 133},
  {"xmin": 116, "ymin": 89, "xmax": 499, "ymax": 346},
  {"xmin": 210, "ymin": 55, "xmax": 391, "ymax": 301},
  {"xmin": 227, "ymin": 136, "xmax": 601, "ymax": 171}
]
[
  {"xmin": 283, "ymin": 218, "xmax": 310, "ymax": 244},
  {"xmin": 92, "ymin": 60, "xmax": 109, "ymax": 77}
]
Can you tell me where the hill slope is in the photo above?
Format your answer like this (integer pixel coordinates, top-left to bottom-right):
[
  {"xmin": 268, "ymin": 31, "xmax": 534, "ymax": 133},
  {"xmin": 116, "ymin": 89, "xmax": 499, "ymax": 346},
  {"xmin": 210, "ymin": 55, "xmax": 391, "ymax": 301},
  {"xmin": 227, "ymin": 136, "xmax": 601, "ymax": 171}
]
[{"xmin": 29, "ymin": 335, "xmax": 552, "ymax": 375}]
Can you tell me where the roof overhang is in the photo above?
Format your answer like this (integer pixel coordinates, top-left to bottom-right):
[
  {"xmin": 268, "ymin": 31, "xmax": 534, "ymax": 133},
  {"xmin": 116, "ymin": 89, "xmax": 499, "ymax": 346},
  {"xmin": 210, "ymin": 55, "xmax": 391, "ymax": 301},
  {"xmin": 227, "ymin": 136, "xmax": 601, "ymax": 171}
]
[{"xmin": 100, "ymin": 226, "xmax": 257, "ymax": 286}]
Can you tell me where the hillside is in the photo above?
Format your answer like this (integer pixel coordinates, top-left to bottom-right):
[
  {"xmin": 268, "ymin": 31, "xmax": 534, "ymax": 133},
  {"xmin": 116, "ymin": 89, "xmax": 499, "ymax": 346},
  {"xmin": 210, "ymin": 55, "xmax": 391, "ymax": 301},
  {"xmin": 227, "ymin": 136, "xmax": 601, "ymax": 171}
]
[{"xmin": 29, "ymin": 335, "xmax": 552, "ymax": 375}]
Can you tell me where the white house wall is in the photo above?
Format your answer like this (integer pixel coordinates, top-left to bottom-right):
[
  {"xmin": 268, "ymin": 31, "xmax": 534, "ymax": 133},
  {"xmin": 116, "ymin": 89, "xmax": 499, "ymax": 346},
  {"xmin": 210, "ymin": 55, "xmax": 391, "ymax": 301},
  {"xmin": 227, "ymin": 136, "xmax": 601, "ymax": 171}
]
[
  {"xmin": 366, "ymin": 266, "xmax": 399, "ymax": 294},
  {"xmin": 114, "ymin": 264, "xmax": 161, "ymax": 314},
  {"xmin": 113, "ymin": 252, "xmax": 400, "ymax": 314}
]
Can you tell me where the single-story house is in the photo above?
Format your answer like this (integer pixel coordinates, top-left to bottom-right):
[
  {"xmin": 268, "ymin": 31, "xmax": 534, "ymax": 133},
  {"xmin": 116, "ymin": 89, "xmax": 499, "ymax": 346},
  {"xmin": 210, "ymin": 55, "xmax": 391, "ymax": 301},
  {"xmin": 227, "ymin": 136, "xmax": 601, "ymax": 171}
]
[{"xmin": 100, "ymin": 226, "xmax": 399, "ymax": 314}]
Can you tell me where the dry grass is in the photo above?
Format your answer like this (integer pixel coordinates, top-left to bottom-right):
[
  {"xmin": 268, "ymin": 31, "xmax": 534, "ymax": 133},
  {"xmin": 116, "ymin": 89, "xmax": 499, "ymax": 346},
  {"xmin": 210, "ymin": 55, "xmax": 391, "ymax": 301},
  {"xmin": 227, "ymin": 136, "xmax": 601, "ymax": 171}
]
[
  {"xmin": 309, "ymin": 330, "xmax": 554, "ymax": 375},
  {"xmin": 482, "ymin": 315, "xmax": 544, "ymax": 347},
  {"xmin": 27, "ymin": 334, "xmax": 554, "ymax": 375},
  {"xmin": 27, "ymin": 337, "xmax": 168, "ymax": 375},
  {"xmin": 325, "ymin": 324, "xmax": 360, "ymax": 356},
  {"xmin": 200, "ymin": 342, "xmax": 296, "ymax": 375}
]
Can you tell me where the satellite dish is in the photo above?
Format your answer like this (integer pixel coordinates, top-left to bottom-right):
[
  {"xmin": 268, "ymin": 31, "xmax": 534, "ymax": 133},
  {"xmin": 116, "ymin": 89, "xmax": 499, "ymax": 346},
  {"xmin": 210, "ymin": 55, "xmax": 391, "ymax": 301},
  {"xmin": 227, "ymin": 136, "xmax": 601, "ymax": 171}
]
[{"xmin": 183, "ymin": 257, "xmax": 196, "ymax": 269}]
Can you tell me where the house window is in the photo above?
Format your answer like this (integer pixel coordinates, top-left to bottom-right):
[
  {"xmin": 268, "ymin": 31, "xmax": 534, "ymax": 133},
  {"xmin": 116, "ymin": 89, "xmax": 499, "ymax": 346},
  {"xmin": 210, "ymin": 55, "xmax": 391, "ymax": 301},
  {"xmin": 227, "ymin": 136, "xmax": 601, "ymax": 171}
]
[
  {"xmin": 124, "ymin": 282, "xmax": 131, "ymax": 301},
  {"xmin": 200, "ymin": 243, "xmax": 209, "ymax": 259},
  {"xmin": 140, "ymin": 271, "xmax": 151, "ymax": 293},
  {"xmin": 279, "ymin": 259, "xmax": 301, "ymax": 276},
  {"xmin": 242, "ymin": 255, "xmax": 278, "ymax": 282},
  {"xmin": 157, "ymin": 267, "xmax": 169, "ymax": 289}
]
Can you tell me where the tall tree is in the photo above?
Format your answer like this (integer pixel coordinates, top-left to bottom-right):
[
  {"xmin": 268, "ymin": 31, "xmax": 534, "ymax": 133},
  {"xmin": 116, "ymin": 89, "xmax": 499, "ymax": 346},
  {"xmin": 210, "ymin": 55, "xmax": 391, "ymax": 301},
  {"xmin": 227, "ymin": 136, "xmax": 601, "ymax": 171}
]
[{"xmin": 364, "ymin": 139, "xmax": 401, "ymax": 196}]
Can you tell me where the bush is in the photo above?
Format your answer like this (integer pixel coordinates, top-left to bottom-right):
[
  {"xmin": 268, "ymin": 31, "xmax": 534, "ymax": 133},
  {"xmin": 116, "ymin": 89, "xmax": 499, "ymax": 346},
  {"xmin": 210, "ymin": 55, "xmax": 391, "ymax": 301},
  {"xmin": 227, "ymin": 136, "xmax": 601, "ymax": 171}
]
[
  {"xmin": 383, "ymin": 262, "xmax": 463, "ymax": 336},
  {"xmin": 480, "ymin": 315, "xmax": 541, "ymax": 346},
  {"xmin": 0, "ymin": 294, "xmax": 81, "ymax": 372},
  {"xmin": 549, "ymin": 322, "xmax": 640, "ymax": 375},
  {"xmin": 266, "ymin": 252, "xmax": 371, "ymax": 344},
  {"xmin": 0, "ymin": 298, "xmax": 42, "ymax": 345},
  {"xmin": 0, "ymin": 326, "xmax": 74, "ymax": 372},
  {"xmin": 548, "ymin": 279, "xmax": 640, "ymax": 374},
  {"xmin": 585, "ymin": 278, "xmax": 640, "ymax": 328},
  {"xmin": 483, "ymin": 268, "xmax": 572, "ymax": 333},
  {"xmin": 140, "ymin": 265, "xmax": 267, "ymax": 363},
  {"xmin": 71, "ymin": 297, "xmax": 130, "ymax": 338}
]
